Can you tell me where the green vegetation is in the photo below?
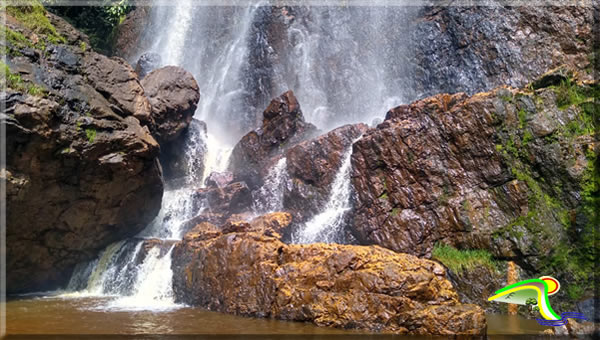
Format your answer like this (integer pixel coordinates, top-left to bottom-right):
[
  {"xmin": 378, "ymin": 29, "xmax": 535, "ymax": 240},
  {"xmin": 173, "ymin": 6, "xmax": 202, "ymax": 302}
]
[
  {"xmin": 6, "ymin": 1, "xmax": 65, "ymax": 45},
  {"xmin": 85, "ymin": 128, "xmax": 97, "ymax": 143},
  {"xmin": 47, "ymin": 0, "xmax": 133, "ymax": 54},
  {"xmin": 80, "ymin": 41, "xmax": 87, "ymax": 52},
  {"xmin": 432, "ymin": 243, "xmax": 498, "ymax": 274},
  {"xmin": 1, "ymin": 61, "xmax": 47, "ymax": 96}
]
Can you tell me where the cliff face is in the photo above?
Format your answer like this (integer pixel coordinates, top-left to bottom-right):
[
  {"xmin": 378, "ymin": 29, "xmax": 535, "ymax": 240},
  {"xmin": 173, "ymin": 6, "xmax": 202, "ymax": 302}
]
[
  {"xmin": 3, "ymin": 4, "xmax": 199, "ymax": 293},
  {"xmin": 350, "ymin": 68, "xmax": 598, "ymax": 311},
  {"xmin": 411, "ymin": 4, "xmax": 597, "ymax": 98}
]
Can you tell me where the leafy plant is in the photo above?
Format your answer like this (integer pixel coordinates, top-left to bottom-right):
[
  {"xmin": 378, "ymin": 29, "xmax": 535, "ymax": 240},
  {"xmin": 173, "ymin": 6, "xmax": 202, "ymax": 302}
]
[{"xmin": 85, "ymin": 128, "xmax": 97, "ymax": 143}]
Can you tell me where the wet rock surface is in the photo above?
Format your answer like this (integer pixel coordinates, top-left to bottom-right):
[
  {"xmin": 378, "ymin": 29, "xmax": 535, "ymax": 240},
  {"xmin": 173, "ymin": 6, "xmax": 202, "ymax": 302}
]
[
  {"xmin": 134, "ymin": 52, "xmax": 162, "ymax": 79},
  {"xmin": 283, "ymin": 123, "xmax": 368, "ymax": 222},
  {"xmin": 172, "ymin": 214, "xmax": 486, "ymax": 335},
  {"xmin": 229, "ymin": 90, "xmax": 318, "ymax": 190},
  {"xmin": 411, "ymin": 5, "xmax": 596, "ymax": 98},
  {"xmin": 3, "ymin": 12, "xmax": 164, "ymax": 293},
  {"xmin": 204, "ymin": 171, "xmax": 234, "ymax": 188}
]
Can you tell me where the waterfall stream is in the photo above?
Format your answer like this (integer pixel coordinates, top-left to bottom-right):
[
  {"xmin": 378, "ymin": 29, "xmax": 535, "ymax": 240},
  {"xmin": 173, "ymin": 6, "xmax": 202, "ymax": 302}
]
[
  {"xmin": 291, "ymin": 144, "xmax": 355, "ymax": 244},
  {"xmin": 252, "ymin": 157, "xmax": 288, "ymax": 215}
]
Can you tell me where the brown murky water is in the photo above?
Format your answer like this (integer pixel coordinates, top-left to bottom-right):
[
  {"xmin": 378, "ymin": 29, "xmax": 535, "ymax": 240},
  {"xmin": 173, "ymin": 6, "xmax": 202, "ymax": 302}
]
[{"xmin": 4, "ymin": 295, "xmax": 552, "ymax": 339}]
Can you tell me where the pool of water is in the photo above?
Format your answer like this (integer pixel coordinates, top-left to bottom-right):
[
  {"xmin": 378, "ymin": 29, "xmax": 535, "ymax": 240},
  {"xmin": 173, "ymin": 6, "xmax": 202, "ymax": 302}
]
[{"xmin": 3, "ymin": 295, "xmax": 553, "ymax": 339}]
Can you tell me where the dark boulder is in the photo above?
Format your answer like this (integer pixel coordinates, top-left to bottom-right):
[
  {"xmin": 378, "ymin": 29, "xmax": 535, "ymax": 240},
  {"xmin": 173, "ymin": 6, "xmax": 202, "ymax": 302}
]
[
  {"xmin": 141, "ymin": 65, "xmax": 201, "ymax": 145},
  {"xmin": 283, "ymin": 123, "xmax": 368, "ymax": 222},
  {"xmin": 229, "ymin": 90, "xmax": 318, "ymax": 190},
  {"xmin": 193, "ymin": 181, "xmax": 252, "ymax": 218}
]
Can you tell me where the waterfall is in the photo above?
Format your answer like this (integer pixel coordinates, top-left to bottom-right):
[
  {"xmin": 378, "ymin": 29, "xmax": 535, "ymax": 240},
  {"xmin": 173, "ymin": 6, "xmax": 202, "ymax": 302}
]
[
  {"xmin": 64, "ymin": 2, "xmax": 415, "ymax": 309},
  {"xmin": 252, "ymin": 157, "xmax": 288, "ymax": 214},
  {"xmin": 291, "ymin": 145, "xmax": 355, "ymax": 244},
  {"xmin": 279, "ymin": 5, "xmax": 414, "ymax": 130}
]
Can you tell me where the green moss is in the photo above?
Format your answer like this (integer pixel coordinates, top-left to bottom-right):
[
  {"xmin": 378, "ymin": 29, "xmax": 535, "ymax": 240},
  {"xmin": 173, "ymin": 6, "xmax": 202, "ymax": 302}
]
[
  {"xmin": 432, "ymin": 243, "xmax": 498, "ymax": 273},
  {"xmin": 6, "ymin": 1, "xmax": 65, "ymax": 45},
  {"xmin": 85, "ymin": 128, "xmax": 96, "ymax": 143},
  {"xmin": 522, "ymin": 130, "xmax": 534, "ymax": 146},
  {"xmin": 1, "ymin": 61, "xmax": 47, "ymax": 97},
  {"xmin": 518, "ymin": 109, "xmax": 527, "ymax": 128},
  {"xmin": 379, "ymin": 192, "xmax": 388, "ymax": 200},
  {"xmin": 390, "ymin": 208, "xmax": 399, "ymax": 216},
  {"xmin": 80, "ymin": 41, "xmax": 87, "ymax": 52}
]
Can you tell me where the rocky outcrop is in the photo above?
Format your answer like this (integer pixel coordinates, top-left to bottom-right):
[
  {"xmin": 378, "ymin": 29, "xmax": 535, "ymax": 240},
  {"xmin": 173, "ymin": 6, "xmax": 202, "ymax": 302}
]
[
  {"xmin": 112, "ymin": 6, "xmax": 151, "ymax": 62},
  {"xmin": 141, "ymin": 66, "xmax": 200, "ymax": 144},
  {"xmin": 411, "ymin": 5, "xmax": 597, "ymax": 98},
  {"xmin": 193, "ymin": 181, "xmax": 252, "ymax": 218},
  {"xmin": 350, "ymin": 69, "xmax": 598, "ymax": 310},
  {"xmin": 229, "ymin": 90, "xmax": 318, "ymax": 189},
  {"xmin": 172, "ymin": 214, "xmax": 486, "ymax": 335},
  {"xmin": 3, "ymin": 8, "xmax": 163, "ymax": 293},
  {"xmin": 283, "ymin": 123, "xmax": 368, "ymax": 222}
]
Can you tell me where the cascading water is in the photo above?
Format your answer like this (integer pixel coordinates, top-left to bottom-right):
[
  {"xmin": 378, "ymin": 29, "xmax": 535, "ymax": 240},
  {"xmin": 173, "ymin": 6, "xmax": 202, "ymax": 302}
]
[
  {"xmin": 252, "ymin": 157, "xmax": 288, "ymax": 214},
  {"xmin": 65, "ymin": 2, "xmax": 416, "ymax": 308},
  {"xmin": 291, "ymin": 144, "xmax": 355, "ymax": 244}
]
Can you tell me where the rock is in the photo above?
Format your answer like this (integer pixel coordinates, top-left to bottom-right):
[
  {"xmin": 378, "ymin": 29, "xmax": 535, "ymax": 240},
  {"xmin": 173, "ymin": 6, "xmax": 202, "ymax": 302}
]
[
  {"xmin": 204, "ymin": 171, "xmax": 234, "ymax": 188},
  {"xmin": 283, "ymin": 123, "xmax": 368, "ymax": 222},
  {"xmin": 3, "ymin": 13, "xmax": 164, "ymax": 293},
  {"xmin": 112, "ymin": 6, "xmax": 151, "ymax": 61},
  {"xmin": 576, "ymin": 298, "xmax": 600, "ymax": 323},
  {"xmin": 193, "ymin": 181, "xmax": 252, "ymax": 218},
  {"xmin": 172, "ymin": 218, "xmax": 486, "ymax": 335},
  {"xmin": 411, "ymin": 5, "xmax": 596, "ymax": 98},
  {"xmin": 82, "ymin": 53, "xmax": 152, "ymax": 124},
  {"xmin": 134, "ymin": 52, "xmax": 161, "ymax": 79},
  {"xmin": 350, "ymin": 76, "xmax": 597, "ymax": 276},
  {"xmin": 46, "ymin": 12, "xmax": 90, "ymax": 47},
  {"xmin": 4, "ymin": 92, "xmax": 163, "ymax": 293},
  {"xmin": 229, "ymin": 90, "xmax": 318, "ymax": 189},
  {"xmin": 141, "ymin": 66, "xmax": 200, "ymax": 145}
]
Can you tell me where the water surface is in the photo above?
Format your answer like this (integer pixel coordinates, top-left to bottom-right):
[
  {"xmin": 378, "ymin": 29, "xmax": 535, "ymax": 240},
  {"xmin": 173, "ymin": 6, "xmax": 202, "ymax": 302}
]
[{"xmin": 4, "ymin": 295, "xmax": 552, "ymax": 339}]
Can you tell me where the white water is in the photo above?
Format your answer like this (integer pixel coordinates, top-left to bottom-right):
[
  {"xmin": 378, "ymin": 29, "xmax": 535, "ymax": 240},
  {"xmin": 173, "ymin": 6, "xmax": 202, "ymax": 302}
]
[
  {"xmin": 291, "ymin": 145, "xmax": 355, "ymax": 244},
  {"xmin": 103, "ymin": 246, "xmax": 177, "ymax": 311},
  {"xmin": 252, "ymin": 157, "xmax": 288, "ymax": 214}
]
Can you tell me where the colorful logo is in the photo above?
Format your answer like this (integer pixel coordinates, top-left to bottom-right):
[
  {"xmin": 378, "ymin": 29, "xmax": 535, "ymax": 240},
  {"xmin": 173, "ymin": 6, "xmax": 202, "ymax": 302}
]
[{"xmin": 488, "ymin": 276, "xmax": 587, "ymax": 326}]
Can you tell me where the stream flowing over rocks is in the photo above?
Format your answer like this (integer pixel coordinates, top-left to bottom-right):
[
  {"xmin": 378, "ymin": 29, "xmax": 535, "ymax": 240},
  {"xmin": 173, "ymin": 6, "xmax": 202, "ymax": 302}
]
[{"xmin": 3, "ymin": 0, "xmax": 599, "ymax": 336}]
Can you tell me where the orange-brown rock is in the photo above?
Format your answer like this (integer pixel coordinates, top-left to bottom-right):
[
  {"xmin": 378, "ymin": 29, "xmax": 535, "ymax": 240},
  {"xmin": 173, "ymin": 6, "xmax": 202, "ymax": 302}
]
[{"xmin": 172, "ymin": 215, "xmax": 486, "ymax": 335}]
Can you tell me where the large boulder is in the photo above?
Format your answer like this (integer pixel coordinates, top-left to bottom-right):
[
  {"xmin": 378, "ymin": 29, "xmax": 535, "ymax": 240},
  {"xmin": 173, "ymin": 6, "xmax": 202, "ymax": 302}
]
[
  {"xmin": 141, "ymin": 65, "xmax": 200, "ymax": 144},
  {"xmin": 229, "ymin": 90, "xmax": 318, "ymax": 189},
  {"xmin": 172, "ymin": 215, "xmax": 486, "ymax": 335},
  {"xmin": 3, "ymin": 9, "xmax": 164, "ymax": 293}
]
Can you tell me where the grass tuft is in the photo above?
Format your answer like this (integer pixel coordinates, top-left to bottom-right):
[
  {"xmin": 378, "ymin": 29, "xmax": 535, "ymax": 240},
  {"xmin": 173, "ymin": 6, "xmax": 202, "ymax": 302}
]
[
  {"xmin": 432, "ymin": 243, "xmax": 498, "ymax": 273},
  {"xmin": 6, "ymin": 1, "xmax": 65, "ymax": 45}
]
